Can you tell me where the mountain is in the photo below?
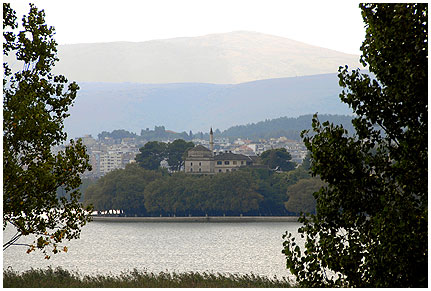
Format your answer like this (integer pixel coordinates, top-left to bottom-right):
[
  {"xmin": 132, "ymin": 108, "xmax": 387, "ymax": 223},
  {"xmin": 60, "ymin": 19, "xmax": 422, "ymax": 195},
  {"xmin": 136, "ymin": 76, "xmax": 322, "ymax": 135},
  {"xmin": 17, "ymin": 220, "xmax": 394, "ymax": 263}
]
[
  {"xmin": 3, "ymin": 31, "xmax": 364, "ymax": 138},
  {"xmin": 53, "ymin": 31, "xmax": 364, "ymax": 84},
  {"xmin": 64, "ymin": 73, "xmax": 354, "ymax": 139}
]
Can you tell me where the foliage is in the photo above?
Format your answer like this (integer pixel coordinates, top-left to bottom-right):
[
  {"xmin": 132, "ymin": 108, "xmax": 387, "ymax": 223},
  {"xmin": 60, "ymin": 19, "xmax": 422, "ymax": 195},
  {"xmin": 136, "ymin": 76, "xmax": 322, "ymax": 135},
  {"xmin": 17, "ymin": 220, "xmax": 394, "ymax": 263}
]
[
  {"xmin": 282, "ymin": 164, "xmax": 312, "ymax": 187},
  {"xmin": 144, "ymin": 171, "xmax": 264, "ymax": 216},
  {"xmin": 135, "ymin": 141, "xmax": 167, "ymax": 170},
  {"xmin": 3, "ymin": 4, "xmax": 92, "ymax": 258},
  {"xmin": 300, "ymin": 152, "xmax": 311, "ymax": 171},
  {"xmin": 84, "ymin": 163, "xmax": 163, "ymax": 216},
  {"xmin": 244, "ymin": 169, "xmax": 290, "ymax": 215},
  {"xmin": 259, "ymin": 148, "xmax": 296, "ymax": 171},
  {"xmin": 140, "ymin": 125, "xmax": 191, "ymax": 141},
  {"xmin": 98, "ymin": 129, "xmax": 137, "ymax": 141},
  {"xmin": 135, "ymin": 139, "xmax": 194, "ymax": 171},
  {"xmin": 284, "ymin": 177, "xmax": 323, "ymax": 215},
  {"xmin": 283, "ymin": 3, "xmax": 427, "ymax": 287},
  {"xmin": 166, "ymin": 139, "xmax": 195, "ymax": 171},
  {"xmin": 56, "ymin": 177, "xmax": 98, "ymax": 202},
  {"xmin": 83, "ymin": 166, "xmax": 317, "ymax": 216},
  {"xmin": 3, "ymin": 267, "xmax": 291, "ymax": 288}
]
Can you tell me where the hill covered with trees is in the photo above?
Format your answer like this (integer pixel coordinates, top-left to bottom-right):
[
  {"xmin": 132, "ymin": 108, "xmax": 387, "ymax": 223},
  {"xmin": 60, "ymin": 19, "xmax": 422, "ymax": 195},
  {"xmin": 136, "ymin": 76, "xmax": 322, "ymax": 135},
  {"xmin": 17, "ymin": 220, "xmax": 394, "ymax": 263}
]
[
  {"xmin": 219, "ymin": 114, "xmax": 355, "ymax": 140},
  {"xmin": 91, "ymin": 114, "xmax": 355, "ymax": 142}
]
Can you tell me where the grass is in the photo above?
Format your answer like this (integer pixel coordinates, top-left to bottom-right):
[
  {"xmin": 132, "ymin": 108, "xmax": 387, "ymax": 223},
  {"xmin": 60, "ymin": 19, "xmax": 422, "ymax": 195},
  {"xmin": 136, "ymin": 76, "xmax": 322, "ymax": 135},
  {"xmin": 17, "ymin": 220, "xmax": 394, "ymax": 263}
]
[{"xmin": 3, "ymin": 267, "xmax": 293, "ymax": 288}]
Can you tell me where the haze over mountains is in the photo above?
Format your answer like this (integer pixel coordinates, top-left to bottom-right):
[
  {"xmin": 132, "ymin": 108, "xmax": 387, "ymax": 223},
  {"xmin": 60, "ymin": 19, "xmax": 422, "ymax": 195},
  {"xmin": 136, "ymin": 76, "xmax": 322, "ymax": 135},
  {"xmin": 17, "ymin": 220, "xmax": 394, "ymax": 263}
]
[
  {"xmin": 48, "ymin": 31, "xmax": 363, "ymax": 138},
  {"xmin": 64, "ymin": 74, "xmax": 354, "ymax": 138},
  {"xmin": 54, "ymin": 31, "xmax": 364, "ymax": 84}
]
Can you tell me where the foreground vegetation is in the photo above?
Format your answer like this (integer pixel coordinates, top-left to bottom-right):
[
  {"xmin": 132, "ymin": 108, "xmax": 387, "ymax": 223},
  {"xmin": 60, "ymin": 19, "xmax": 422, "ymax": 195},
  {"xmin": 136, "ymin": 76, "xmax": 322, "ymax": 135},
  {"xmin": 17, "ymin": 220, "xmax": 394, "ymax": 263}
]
[
  {"xmin": 283, "ymin": 4, "xmax": 427, "ymax": 287},
  {"xmin": 3, "ymin": 268, "xmax": 292, "ymax": 288},
  {"xmin": 3, "ymin": 3, "xmax": 92, "ymax": 258}
]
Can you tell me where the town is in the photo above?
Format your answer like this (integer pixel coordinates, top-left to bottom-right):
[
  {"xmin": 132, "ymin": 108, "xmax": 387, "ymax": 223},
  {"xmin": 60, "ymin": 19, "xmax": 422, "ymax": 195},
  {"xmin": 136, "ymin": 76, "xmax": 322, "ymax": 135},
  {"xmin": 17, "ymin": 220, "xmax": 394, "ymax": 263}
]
[{"xmin": 53, "ymin": 129, "xmax": 308, "ymax": 178}]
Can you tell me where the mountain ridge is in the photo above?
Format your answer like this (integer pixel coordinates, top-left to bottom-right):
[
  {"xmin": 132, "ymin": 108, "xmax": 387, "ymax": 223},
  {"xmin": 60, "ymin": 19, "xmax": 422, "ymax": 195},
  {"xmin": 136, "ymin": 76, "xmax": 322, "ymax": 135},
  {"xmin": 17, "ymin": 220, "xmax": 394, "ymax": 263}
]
[
  {"xmin": 51, "ymin": 31, "xmax": 364, "ymax": 84},
  {"xmin": 64, "ymin": 73, "xmax": 354, "ymax": 139}
]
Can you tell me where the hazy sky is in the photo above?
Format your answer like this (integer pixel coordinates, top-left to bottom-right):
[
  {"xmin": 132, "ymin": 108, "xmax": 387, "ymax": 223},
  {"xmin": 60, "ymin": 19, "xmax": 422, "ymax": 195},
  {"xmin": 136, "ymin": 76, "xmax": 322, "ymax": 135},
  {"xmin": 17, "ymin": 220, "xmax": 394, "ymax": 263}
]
[{"xmin": 8, "ymin": 0, "xmax": 366, "ymax": 55}]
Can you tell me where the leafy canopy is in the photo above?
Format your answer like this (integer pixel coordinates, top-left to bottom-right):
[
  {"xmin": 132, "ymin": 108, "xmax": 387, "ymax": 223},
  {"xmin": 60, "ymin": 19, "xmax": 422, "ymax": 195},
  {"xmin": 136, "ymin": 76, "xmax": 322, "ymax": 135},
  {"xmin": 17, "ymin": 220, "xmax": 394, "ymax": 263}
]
[
  {"xmin": 84, "ymin": 165, "xmax": 312, "ymax": 217},
  {"xmin": 283, "ymin": 3, "xmax": 427, "ymax": 288},
  {"xmin": 260, "ymin": 148, "xmax": 296, "ymax": 171},
  {"xmin": 84, "ymin": 163, "xmax": 164, "ymax": 216},
  {"xmin": 135, "ymin": 139, "xmax": 194, "ymax": 171},
  {"xmin": 3, "ymin": 3, "xmax": 92, "ymax": 258},
  {"xmin": 284, "ymin": 177, "xmax": 323, "ymax": 215},
  {"xmin": 135, "ymin": 141, "xmax": 167, "ymax": 170}
]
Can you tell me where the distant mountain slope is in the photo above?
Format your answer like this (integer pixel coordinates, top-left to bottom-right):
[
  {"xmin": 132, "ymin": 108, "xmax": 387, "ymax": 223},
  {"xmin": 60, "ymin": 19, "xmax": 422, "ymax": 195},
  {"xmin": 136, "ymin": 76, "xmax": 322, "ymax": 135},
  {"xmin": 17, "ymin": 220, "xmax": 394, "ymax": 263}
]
[
  {"xmin": 220, "ymin": 114, "xmax": 355, "ymax": 140},
  {"xmin": 64, "ymin": 73, "xmax": 354, "ymax": 139},
  {"xmin": 52, "ymin": 31, "xmax": 363, "ymax": 84}
]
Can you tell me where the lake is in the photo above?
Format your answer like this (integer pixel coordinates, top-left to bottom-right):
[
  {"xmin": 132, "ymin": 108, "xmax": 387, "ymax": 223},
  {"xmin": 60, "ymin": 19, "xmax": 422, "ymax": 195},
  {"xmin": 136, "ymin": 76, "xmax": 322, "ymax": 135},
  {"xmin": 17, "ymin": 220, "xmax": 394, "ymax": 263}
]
[{"xmin": 3, "ymin": 220, "xmax": 303, "ymax": 280}]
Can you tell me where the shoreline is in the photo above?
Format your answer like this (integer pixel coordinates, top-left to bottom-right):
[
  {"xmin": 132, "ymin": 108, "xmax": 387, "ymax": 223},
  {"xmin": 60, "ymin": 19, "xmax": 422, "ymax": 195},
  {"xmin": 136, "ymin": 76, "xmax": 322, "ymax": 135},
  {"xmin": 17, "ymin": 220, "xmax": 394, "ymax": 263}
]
[{"xmin": 90, "ymin": 216, "xmax": 300, "ymax": 223}]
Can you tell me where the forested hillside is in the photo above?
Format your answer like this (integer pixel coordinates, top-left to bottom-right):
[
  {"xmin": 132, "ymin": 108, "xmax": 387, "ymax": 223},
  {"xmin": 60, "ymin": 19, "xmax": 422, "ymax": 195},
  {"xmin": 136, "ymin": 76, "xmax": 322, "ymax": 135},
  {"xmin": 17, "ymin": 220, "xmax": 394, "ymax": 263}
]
[
  {"xmin": 219, "ymin": 114, "xmax": 355, "ymax": 140},
  {"xmin": 92, "ymin": 114, "xmax": 355, "ymax": 142}
]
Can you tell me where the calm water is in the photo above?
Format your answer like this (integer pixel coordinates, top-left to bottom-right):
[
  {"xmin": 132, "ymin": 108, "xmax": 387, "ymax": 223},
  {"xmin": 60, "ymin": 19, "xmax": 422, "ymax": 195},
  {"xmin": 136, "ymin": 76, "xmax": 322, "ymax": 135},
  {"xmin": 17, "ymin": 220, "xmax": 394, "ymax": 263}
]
[{"xmin": 3, "ymin": 221, "xmax": 303, "ymax": 279}]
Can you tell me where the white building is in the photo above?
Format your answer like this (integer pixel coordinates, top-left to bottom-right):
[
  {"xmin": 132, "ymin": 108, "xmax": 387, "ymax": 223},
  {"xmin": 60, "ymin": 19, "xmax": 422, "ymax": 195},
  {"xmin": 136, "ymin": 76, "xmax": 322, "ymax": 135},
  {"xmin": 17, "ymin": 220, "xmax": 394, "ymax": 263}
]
[{"xmin": 99, "ymin": 152, "xmax": 123, "ymax": 175}]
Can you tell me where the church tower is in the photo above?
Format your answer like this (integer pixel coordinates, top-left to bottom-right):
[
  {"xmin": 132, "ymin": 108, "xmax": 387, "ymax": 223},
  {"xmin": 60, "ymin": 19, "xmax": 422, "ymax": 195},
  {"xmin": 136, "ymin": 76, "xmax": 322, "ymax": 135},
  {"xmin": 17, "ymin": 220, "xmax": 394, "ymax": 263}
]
[{"xmin": 209, "ymin": 127, "xmax": 214, "ymax": 156}]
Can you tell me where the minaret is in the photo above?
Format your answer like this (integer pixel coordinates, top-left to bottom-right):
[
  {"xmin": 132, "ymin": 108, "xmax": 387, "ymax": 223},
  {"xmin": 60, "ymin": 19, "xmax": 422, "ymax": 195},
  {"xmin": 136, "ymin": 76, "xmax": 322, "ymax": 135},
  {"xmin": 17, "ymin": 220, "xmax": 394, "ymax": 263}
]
[{"xmin": 209, "ymin": 127, "xmax": 214, "ymax": 156}]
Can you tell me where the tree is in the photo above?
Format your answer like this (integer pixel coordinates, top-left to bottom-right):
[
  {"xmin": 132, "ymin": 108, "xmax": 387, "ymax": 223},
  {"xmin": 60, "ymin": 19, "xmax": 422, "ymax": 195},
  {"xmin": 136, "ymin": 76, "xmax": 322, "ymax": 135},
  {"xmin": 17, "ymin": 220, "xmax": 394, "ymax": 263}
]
[
  {"xmin": 135, "ymin": 141, "xmax": 167, "ymax": 170},
  {"xmin": 283, "ymin": 4, "xmax": 427, "ymax": 287},
  {"xmin": 3, "ymin": 4, "xmax": 92, "ymax": 258},
  {"xmin": 84, "ymin": 163, "xmax": 163, "ymax": 216},
  {"xmin": 143, "ymin": 171, "xmax": 264, "ymax": 216},
  {"xmin": 166, "ymin": 139, "xmax": 194, "ymax": 171},
  {"xmin": 243, "ymin": 169, "xmax": 289, "ymax": 216},
  {"xmin": 284, "ymin": 177, "xmax": 323, "ymax": 215},
  {"xmin": 260, "ymin": 148, "xmax": 296, "ymax": 171},
  {"xmin": 300, "ymin": 152, "xmax": 311, "ymax": 171},
  {"xmin": 97, "ymin": 129, "xmax": 137, "ymax": 141},
  {"xmin": 135, "ymin": 139, "xmax": 193, "ymax": 171}
]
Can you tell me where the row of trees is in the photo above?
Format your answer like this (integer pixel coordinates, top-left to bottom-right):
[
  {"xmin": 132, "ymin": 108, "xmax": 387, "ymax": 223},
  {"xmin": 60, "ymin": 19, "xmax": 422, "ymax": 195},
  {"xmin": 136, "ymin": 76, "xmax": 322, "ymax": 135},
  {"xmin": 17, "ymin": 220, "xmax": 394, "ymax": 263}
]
[
  {"xmin": 84, "ymin": 163, "xmax": 320, "ymax": 217},
  {"xmin": 144, "ymin": 171, "xmax": 264, "ymax": 216}
]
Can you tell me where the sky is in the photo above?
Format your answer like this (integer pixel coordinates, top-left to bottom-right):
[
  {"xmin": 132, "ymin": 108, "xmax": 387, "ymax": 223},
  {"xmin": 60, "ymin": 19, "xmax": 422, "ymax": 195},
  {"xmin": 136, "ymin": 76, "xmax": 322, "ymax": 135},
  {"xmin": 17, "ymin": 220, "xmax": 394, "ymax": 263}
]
[{"xmin": 8, "ymin": 0, "xmax": 366, "ymax": 55}]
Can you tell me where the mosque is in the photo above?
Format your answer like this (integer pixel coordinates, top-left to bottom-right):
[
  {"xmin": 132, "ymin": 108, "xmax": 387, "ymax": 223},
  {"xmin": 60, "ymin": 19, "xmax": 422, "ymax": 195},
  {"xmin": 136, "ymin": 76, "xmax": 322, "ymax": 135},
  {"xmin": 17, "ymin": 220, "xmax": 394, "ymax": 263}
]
[{"xmin": 184, "ymin": 128, "xmax": 255, "ymax": 174}]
